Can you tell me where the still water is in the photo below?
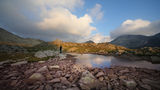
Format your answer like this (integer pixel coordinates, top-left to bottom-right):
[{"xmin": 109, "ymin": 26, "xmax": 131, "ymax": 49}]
[{"xmin": 71, "ymin": 54, "xmax": 160, "ymax": 70}]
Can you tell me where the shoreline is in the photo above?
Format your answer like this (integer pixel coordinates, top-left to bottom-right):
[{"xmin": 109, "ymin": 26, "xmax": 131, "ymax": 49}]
[{"xmin": 0, "ymin": 54, "xmax": 160, "ymax": 90}]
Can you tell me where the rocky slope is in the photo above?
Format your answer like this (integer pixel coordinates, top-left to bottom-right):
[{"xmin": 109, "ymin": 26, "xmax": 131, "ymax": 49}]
[
  {"xmin": 0, "ymin": 54, "xmax": 160, "ymax": 90},
  {"xmin": 110, "ymin": 33, "xmax": 160, "ymax": 49}
]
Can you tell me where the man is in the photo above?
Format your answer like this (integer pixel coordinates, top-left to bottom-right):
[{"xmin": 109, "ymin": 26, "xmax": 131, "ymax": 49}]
[{"xmin": 60, "ymin": 45, "xmax": 62, "ymax": 53}]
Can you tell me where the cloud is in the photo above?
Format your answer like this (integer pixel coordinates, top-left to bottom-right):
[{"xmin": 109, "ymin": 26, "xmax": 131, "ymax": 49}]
[
  {"xmin": 89, "ymin": 33, "xmax": 111, "ymax": 43},
  {"xmin": 0, "ymin": 0, "xmax": 97, "ymax": 42},
  {"xmin": 110, "ymin": 19, "xmax": 160, "ymax": 39},
  {"xmin": 89, "ymin": 4, "xmax": 103, "ymax": 20}
]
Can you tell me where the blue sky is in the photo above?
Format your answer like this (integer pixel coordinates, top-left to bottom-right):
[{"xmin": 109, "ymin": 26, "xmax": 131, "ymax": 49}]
[{"xmin": 0, "ymin": 0, "xmax": 160, "ymax": 43}]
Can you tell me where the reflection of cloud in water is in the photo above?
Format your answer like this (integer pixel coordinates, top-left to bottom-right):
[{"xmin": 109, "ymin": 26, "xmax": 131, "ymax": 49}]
[{"xmin": 72, "ymin": 54, "xmax": 160, "ymax": 70}]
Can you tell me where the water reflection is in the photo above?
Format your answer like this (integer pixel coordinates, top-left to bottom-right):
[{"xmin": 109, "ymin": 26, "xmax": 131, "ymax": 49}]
[{"xmin": 72, "ymin": 54, "xmax": 160, "ymax": 70}]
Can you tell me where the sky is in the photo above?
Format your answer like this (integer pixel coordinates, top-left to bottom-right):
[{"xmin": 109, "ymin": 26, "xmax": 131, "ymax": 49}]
[{"xmin": 0, "ymin": 0, "xmax": 160, "ymax": 43}]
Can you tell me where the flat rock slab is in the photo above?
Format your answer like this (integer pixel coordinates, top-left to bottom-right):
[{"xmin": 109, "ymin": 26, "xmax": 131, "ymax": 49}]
[{"xmin": 11, "ymin": 61, "xmax": 28, "ymax": 66}]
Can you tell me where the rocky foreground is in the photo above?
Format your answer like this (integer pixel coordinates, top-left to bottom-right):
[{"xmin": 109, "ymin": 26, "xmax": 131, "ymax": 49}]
[{"xmin": 0, "ymin": 54, "xmax": 160, "ymax": 90}]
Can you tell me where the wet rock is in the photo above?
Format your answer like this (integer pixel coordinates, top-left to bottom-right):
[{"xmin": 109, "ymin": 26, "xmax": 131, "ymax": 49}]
[
  {"xmin": 79, "ymin": 70, "xmax": 99, "ymax": 90},
  {"xmin": 45, "ymin": 85, "xmax": 53, "ymax": 90},
  {"xmin": 48, "ymin": 65, "xmax": 60, "ymax": 70},
  {"xmin": 122, "ymin": 80, "xmax": 137, "ymax": 88},
  {"xmin": 96, "ymin": 72, "xmax": 104, "ymax": 77},
  {"xmin": 48, "ymin": 78, "xmax": 61, "ymax": 83},
  {"xmin": 37, "ymin": 66, "xmax": 48, "ymax": 72},
  {"xmin": 11, "ymin": 61, "xmax": 27, "ymax": 66}
]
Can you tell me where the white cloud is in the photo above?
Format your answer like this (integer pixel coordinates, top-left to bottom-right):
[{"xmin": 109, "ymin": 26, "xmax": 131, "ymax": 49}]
[
  {"xmin": 89, "ymin": 4, "xmax": 103, "ymax": 20},
  {"xmin": 110, "ymin": 19, "xmax": 160, "ymax": 39},
  {"xmin": 38, "ymin": 8, "xmax": 96, "ymax": 37},
  {"xmin": 0, "ymin": 0, "xmax": 98, "ymax": 42},
  {"xmin": 89, "ymin": 33, "xmax": 111, "ymax": 43}
]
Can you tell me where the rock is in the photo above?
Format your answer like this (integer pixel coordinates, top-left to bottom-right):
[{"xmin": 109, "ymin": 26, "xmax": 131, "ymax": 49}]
[
  {"xmin": 79, "ymin": 70, "xmax": 99, "ymax": 90},
  {"xmin": 65, "ymin": 74, "xmax": 71, "ymax": 78},
  {"xmin": 46, "ymin": 73, "xmax": 53, "ymax": 80},
  {"xmin": 24, "ymin": 68, "xmax": 37, "ymax": 75},
  {"xmin": 0, "ymin": 60, "xmax": 11, "ymax": 65},
  {"xmin": 140, "ymin": 84, "xmax": 151, "ymax": 90},
  {"xmin": 28, "ymin": 73, "xmax": 44, "ymax": 82},
  {"xmin": 48, "ymin": 78, "xmax": 61, "ymax": 83},
  {"xmin": 142, "ymin": 79, "xmax": 160, "ymax": 89},
  {"xmin": 119, "ymin": 68, "xmax": 129, "ymax": 74},
  {"xmin": 10, "ymin": 80, "xmax": 18, "ymax": 86},
  {"xmin": 96, "ymin": 72, "xmax": 104, "ymax": 77},
  {"xmin": 122, "ymin": 80, "xmax": 137, "ymax": 88},
  {"xmin": 119, "ymin": 76, "xmax": 127, "ymax": 80},
  {"xmin": 11, "ymin": 61, "xmax": 28, "ymax": 66},
  {"xmin": 100, "ymin": 87, "xmax": 108, "ymax": 90},
  {"xmin": 38, "ymin": 61, "xmax": 45, "ymax": 63},
  {"xmin": 36, "ymin": 85, "xmax": 44, "ymax": 90},
  {"xmin": 108, "ymin": 83, "xmax": 112, "ymax": 90},
  {"xmin": 61, "ymin": 77, "xmax": 71, "ymax": 86},
  {"xmin": 48, "ymin": 65, "xmax": 60, "ymax": 70},
  {"xmin": 99, "ymin": 77, "xmax": 104, "ymax": 81},
  {"xmin": 45, "ymin": 85, "xmax": 53, "ymax": 90},
  {"xmin": 44, "ymin": 50, "xmax": 54, "ymax": 57},
  {"xmin": 59, "ymin": 54, "xmax": 66, "ymax": 60},
  {"xmin": 35, "ymin": 51, "xmax": 47, "ymax": 58},
  {"xmin": 37, "ymin": 66, "xmax": 48, "ymax": 72},
  {"xmin": 66, "ymin": 87, "xmax": 80, "ymax": 90}
]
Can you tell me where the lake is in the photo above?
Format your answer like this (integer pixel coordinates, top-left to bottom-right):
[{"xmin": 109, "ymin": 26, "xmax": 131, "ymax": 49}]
[{"xmin": 71, "ymin": 53, "xmax": 160, "ymax": 70}]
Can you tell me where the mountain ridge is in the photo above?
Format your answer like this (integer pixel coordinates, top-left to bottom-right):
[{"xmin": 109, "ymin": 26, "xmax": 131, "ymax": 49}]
[{"xmin": 110, "ymin": 33, "xmax": 160, "ymax": 49}]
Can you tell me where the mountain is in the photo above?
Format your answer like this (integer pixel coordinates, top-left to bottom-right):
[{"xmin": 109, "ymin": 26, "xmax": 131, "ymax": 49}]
[
  {"xmin": 110, "ymin": 33, "xmax": 160, "ymax": 49},
  {"xmin": 84, "ymin": 40, "xmax": 94, "ymax": 43},
  {"xmin": 0, "ymin": 27, "xmax": 43, "ymax": 47}
]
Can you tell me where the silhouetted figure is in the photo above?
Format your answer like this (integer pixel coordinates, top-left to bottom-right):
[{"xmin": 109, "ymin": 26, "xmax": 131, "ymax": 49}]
[{"xmin": 60, "ymin": 45, "xmax": 62, "ymax": 53}]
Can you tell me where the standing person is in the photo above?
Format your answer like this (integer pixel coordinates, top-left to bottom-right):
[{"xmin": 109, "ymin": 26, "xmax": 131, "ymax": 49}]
[{"xmin": 60, "ymin": 45, "xmax": 62, "ymax": 53}]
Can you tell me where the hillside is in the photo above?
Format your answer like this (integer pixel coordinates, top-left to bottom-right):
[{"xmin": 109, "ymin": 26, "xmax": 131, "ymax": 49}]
[
  {"xmin": 50, "ymin": 39, "xmax": 129, "ymax": 54},
  {"xmin": 0, "ymin": 27, "xmax": 43, "ymax": 47},
  {"xmin": 110, "ymin": 33, "xmax": 160, "ymax": 49}
]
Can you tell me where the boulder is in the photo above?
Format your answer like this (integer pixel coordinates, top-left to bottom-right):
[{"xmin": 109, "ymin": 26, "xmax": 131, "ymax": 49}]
[
  {"xmin": 38, "ymin": 61, "xmax": 45, "ymax": 64},
  {"xmin": 79, "ymin": 70, "xmax": 99, "ymax": 90},
  {"xmin": 48, "ymin": 78, "xmax": 61, "ymax": 83},
  {"xmin": 60, "ymin": 77, "xmax": 71, "ymax": 86},
  {"xmin": 96, "ymin": 72, "xmax": 104, "ymax": 78},
  {"xmin": 122, "ymin": 80, "xmax": 137, "ymax": 88},
  {"xmin": 35, "ymin": 51, "xmax": 47, "ymax": 58},
  {"xmin": 45, "ymin": 85, "xmax": 53, "ymax": 90},
  {"xmin": 37, "ymin": 66, "xmax": 48, "ymax": 72},
  {"xmin": 11, "ymin": 61, "xmax": 28, "ymax": 66},
  {"xmin": 28, "ymin": 73, "xmax": 44, "ymax": 83},
  {"xmin": 59, "ymin": 54, "xmax": 66, "ymax": 60},
  {"xmin": 48, "ymin": 65, "xmax": 60, "ymax": 70}
]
